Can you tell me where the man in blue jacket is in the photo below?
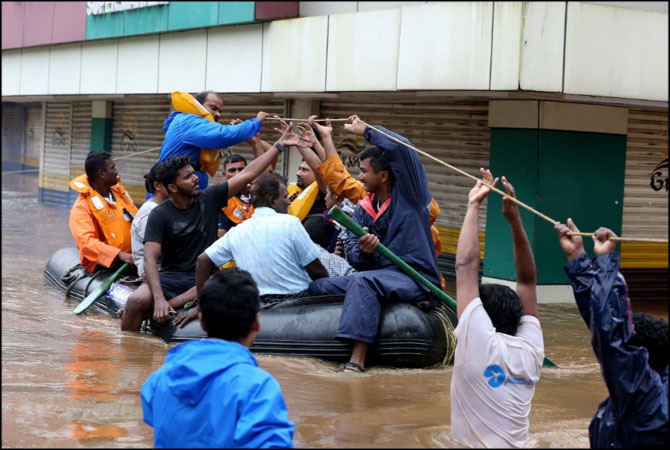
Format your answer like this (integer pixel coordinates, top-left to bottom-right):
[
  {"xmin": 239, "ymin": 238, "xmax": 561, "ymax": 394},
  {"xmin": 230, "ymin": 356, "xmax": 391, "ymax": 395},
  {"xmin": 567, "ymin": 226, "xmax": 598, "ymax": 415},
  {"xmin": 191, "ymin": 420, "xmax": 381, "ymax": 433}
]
[
  {"xmin": 141, "ymin": 268, "xmax": 294, "ymax": 448},
  {"xmin": 307, "ymin": 115, "xmax": 441, "ymax": 373},
  {"xmin": 555, "ymin": 219, "xmax": 668, "ymax": 448},
  {"xmin": 157, "ymin": 91, "xmax": 267, "ymax": 192}
]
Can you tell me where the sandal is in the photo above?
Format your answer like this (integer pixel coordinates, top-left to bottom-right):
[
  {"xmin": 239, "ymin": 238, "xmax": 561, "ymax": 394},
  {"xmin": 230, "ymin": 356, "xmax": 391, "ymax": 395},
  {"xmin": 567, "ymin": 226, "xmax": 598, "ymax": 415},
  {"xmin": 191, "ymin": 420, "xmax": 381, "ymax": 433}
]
[{"xmin": 339, "ymin": 361, "xmax": 365, "ymax": 373}]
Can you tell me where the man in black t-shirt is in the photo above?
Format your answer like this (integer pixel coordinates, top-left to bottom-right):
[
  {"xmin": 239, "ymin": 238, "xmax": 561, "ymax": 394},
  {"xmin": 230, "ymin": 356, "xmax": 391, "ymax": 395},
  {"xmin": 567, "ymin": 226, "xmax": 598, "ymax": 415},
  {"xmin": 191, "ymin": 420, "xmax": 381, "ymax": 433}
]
[{"xmin": 120, "ymin": 124, "xmax": 309, "ymax": 331}]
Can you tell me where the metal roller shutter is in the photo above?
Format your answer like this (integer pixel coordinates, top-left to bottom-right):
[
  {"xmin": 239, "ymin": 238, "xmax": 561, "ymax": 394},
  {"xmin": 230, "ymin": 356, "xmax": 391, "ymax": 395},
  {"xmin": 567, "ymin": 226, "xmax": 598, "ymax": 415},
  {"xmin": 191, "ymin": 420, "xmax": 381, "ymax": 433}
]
[
  {"xmin": 69, "ymin": 101, "xmax": 92, "ymax": 177},
  {"xmin": 319, "ymin": 100, "xmax": 491, "ymax": 257},
  {"xmin": 207, "ymin": 99, "xmax": 287, "ymax": 187},
  {"xmin": 25, "ymin": 105, "xmax": 44, "ymax": 168},
  {"xmin": 621, "ymin": 107, "xmax": 668, "ymax": 270},
  {"xmin": 40, "ymin": 102, "xmax": 73, "ymax": 205},
  {"xmin": 111, "ymin": 96, "xmax": 171, "ymax": 203},
  {"xmin": 1, "ymin": 104, "xmax": 25, "ymax": 169}
]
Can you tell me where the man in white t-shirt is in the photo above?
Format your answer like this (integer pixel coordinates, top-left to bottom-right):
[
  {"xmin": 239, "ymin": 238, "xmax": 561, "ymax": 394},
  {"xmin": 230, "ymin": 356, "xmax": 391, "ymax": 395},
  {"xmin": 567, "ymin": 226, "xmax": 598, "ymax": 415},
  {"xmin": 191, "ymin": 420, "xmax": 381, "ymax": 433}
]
[{"xmin": 451, "ymin": 169, "xmax": 545, "ymax": 448}]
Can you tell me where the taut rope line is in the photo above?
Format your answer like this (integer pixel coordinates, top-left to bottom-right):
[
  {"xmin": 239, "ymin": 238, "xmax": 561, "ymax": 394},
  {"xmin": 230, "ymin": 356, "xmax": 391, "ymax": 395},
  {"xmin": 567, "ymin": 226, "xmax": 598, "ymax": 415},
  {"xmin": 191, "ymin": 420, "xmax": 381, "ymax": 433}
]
[{"xmin": 352, "ymin": 117, "xmax": 668, "ymax": 245}]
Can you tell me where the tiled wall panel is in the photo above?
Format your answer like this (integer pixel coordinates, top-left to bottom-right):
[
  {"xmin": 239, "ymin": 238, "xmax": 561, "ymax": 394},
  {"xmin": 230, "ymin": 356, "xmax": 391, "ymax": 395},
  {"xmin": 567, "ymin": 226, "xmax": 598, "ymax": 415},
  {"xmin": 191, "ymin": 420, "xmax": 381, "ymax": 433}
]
[
  {"xmin": 80, "ymin": 40, "xmax": 118, "ymax": 94},
  {"xmin": 117, "ymin": 35, "xmax": 160, "ymax": 94},
  {"xmin": 48, "ymin": 43, "xmax": 82, "ymax": 94},
  {"xmin": 206, "ymin": 25, "xmax": 263, "ymax": 93}
]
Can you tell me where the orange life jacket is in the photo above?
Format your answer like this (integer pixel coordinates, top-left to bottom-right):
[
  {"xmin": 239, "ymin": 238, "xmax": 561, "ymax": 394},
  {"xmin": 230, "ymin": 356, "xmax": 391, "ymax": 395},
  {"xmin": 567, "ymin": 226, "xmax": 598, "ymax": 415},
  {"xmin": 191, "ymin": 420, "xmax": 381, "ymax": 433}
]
[
  {"xmin": 222, "ymin": 196, "xmax": 254, "ymax": 225},
  {"xmin": 287, "ymin": 182, "xmax": 319, "ymax": 221},
  {"xmin": 69, "ymin": 174, "xmax": 138, "ymax": 252},
  {"xmin": 171, "ymin": 91, "xmax": 221, "ymax": 177}
]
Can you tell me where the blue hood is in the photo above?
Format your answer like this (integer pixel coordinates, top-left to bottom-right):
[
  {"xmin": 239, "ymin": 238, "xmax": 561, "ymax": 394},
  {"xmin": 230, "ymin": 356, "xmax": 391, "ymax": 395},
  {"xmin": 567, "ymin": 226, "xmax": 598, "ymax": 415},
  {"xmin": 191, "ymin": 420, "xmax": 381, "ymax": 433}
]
[
  {"xmin": 162, "ymin": 111, "xmax": 181, "ymax": 133},
  {"xmin": 163, "ymin": 339, "xmax": 257, "ymax": 406}
]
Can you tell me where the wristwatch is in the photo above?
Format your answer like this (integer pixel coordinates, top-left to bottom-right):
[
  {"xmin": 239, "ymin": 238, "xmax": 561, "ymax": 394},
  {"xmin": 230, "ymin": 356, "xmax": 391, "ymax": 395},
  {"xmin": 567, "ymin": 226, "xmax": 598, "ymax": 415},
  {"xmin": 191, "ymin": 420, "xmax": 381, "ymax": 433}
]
[{"xmin": 273, "ymin": 141, "xmax": 286, "ymax": 153}]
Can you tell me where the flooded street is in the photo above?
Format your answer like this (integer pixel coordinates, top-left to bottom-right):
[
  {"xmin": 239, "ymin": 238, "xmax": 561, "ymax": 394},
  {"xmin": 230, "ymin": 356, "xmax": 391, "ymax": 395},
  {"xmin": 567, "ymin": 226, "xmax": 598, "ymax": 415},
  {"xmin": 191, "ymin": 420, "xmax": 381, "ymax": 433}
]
[{"xmin": 2, "ymin": 173, "xmax": 667, "ymax": 448}]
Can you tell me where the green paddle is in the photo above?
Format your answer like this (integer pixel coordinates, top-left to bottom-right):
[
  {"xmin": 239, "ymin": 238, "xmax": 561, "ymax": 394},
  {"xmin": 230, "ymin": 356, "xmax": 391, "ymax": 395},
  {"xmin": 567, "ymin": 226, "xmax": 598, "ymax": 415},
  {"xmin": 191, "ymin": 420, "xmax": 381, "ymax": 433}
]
[
  {"xmin": 74, "ymin": 263, "xmax": 128, "ymax": 315},
  {"xmin": 327, "ymin": 206, "xmax": 558, "ymax": 368}
]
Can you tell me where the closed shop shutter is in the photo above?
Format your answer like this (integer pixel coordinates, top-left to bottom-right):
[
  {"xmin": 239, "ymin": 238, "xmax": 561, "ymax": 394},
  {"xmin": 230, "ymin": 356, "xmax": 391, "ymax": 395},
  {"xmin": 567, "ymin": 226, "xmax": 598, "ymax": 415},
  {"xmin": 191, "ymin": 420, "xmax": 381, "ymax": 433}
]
[
  {"xmin": 40, "ymin": 102, "xmax": 72, "ymax": 205},
  {"xmin": 25, "ymin": 105, "xmax": 44, "ymax": 168},
  {"xmin": 621, "ymin": 107, "xmax": 668, "ymax": 270},
  {"xmin": 319, "ymin": 99, "xmax": 490, "ymax": 258},
  {"xmin": 111, "ymin": 96, "xmax": 171, "ymax": 203},
  {"xmin": 1, "ymin": 105, "xmax": 25, "ymax": 169},
  {"xmin": 69, "ymin": 101, "xmax": 92, "ymax": 177},
  {"xmin": 207, "ymin": 99, "xmax": 287, "ymax": 187}
]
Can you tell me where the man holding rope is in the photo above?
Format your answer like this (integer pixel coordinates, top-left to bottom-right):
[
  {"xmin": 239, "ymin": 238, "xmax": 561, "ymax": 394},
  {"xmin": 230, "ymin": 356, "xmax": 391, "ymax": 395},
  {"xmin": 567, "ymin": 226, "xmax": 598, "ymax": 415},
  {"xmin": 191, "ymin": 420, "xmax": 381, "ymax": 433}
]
[{"xmin": 307, "ymin": 116, "xmax": 442, "ymax": 373}]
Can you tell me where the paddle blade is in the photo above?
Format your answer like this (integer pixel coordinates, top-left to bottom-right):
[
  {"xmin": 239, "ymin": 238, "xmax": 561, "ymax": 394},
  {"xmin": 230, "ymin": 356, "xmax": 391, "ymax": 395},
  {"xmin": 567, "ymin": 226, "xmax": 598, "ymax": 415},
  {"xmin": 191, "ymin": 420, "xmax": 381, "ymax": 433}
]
[
  {"xmin": 73, "ymin": 263, "xmax": 128, "ymax": 315},
  {"xmin": 543, "ymin": 356, "xmax": 558, "ymax": 368}
]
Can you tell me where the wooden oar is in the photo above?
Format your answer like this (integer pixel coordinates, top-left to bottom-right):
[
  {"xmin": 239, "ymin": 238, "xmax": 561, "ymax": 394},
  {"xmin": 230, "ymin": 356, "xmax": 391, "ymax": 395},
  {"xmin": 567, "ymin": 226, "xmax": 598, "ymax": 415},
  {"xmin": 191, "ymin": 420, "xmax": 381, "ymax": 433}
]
[
  {"xmin": 328, "ymin": 206, "xmax": 558, "ymax": 368},
  {"xmin": 74, "ymin": 263, "xmax": 128, "ymax": 315}
]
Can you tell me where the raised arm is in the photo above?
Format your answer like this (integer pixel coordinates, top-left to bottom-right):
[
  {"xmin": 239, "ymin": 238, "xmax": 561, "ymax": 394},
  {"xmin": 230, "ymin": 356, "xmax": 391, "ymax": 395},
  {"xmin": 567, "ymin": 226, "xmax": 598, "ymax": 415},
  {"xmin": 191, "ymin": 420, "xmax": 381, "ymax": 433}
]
[
  {"xmin": 556, "ymin": 218, "xmax": 592, "ymax": 326},
  {"xmin": 231, "ymin": 118, "xmax": 278, "ymax": 173},
  {"xmin": 345, "ymin": 116, "xmax": 429, "ymax": 209},
  {"xmin": 455, "ymin": 169, "xmax": 498, "ymax": 319},
  {"xmin": 501, "ymin": 176, "xmax": 538, "ymax": 318},
  {"xmin": 182, "ymin": 112, "xmax": 266, "ymax": 149},
  {"xmin": 227, "ymin": 121, "xmax": 310, "ymax": 197}
]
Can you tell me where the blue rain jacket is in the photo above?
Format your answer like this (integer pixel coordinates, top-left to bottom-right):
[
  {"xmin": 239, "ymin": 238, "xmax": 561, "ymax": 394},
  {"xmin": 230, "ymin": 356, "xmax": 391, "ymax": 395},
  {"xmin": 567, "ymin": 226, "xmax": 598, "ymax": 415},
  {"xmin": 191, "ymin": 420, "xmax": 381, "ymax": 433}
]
[
  {"xmin": 344, "ymin": 126, "xmax": 441, "ymax": 288},
  {"xmin": 158, "ymin": 112, "xmax": 261, "ymax": 191},
  {"xmin": 565, "ymin": 253, "xmax": 668, "ymax": 448},
  {"xmin": 141, "ymin": 339, "xmax": 294, "ymax": 448}
]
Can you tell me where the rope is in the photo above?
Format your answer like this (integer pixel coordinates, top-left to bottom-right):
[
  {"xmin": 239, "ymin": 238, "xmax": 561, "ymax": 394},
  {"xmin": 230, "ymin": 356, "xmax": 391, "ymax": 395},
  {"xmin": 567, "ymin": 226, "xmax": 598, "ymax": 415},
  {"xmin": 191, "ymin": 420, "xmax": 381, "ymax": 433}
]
[
  {"xmin": 354, "ymin": 117, "xmax": 668, "ymax": 244},
  {"xmin": 430, "ymin": 307, "xmax": 456, "ymax": 365},
  {"xmin": 266, "ymin": 117, "xmax": 349, "ymax": 122}
]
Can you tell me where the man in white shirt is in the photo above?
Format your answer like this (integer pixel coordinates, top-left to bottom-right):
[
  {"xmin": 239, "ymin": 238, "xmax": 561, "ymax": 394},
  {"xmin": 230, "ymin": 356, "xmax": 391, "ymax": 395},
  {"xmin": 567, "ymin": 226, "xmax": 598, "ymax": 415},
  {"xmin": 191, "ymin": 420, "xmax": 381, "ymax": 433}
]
[
  {"xmin": 196, "ymin": 172, "xmax": 329, "ymax": 302},
  {"xmin": 451, "ymin": 169, "xmax": 545, "ymax": 448}
]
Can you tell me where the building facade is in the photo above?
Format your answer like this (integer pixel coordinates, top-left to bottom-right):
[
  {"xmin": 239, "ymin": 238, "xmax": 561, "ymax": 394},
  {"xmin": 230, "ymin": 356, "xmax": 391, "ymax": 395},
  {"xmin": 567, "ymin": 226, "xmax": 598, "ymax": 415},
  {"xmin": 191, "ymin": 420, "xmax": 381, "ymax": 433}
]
[{"xmin": 2, "ymin": 1, "xmax": 667, "ymax": 302}]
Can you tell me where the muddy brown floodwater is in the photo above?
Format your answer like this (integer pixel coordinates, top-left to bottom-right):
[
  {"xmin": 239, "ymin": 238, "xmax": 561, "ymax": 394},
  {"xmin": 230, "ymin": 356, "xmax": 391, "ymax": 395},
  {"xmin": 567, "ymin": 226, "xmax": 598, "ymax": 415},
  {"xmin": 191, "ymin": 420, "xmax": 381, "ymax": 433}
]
[{"xmin": 2, "ymin": 173, "xmax": 667, "ymax": 448}]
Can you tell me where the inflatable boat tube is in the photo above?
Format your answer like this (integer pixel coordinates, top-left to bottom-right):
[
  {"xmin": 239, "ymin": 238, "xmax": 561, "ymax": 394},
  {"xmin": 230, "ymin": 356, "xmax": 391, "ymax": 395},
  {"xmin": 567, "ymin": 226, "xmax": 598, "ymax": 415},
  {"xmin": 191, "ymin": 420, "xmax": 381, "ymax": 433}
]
[{"xmin": 45, "ymin": 247, "xmax": 456, "ymax": 368}]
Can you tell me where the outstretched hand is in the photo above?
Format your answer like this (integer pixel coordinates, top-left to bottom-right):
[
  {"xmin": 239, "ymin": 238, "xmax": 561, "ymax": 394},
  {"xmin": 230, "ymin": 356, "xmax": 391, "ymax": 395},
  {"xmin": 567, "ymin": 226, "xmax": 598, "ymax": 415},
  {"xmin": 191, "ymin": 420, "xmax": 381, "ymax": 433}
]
[
  {"xmin": 308, "ymin": 115, "xmax": 333, "ymax": 137},
  {"xmin": 273, "ymin": 116, "xmax": 312, "ymax": 148},
  {"xmin": 593, "ymin": 227, "xmax": 618, "ymax": 256},
  {"xmin": 468, "ymin": 168, "xmax": 498, "ymax": 206},
  {"xmin": 343, "ymin": 115, "xmax": 366, "ymax": 136},
  {"xmin": 554, "ymin": 218, "xmax": 586, "ymax": 261},
  {"xmin": 297, "ymin": 122, "xmax": 318, "ymax": 146},
  {"xmin": 501, "ymin": 176, "xmax": 520, "ymax": 223}
]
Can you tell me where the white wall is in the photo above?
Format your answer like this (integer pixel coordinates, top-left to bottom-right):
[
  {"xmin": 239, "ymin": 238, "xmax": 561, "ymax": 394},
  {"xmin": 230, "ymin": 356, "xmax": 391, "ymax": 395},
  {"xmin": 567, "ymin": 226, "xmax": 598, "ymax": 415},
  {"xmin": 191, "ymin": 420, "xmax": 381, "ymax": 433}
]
[
  {"xmin": 48, "ymin": 43, "xmax": 82, "ymax": 95},
  {"xmin": 2, "ymin": 2, "xmax": 668, "ymax": 102},
  {"xmin": 117, "ymin": 35, "xmax": 160, "ymax": 94},
  {"xmin": 206, "ymin": 24, "xmax": 263, "ymax": 93},
  {"xmin": 519, "ymin": 2, "xmax": 566, "ymax": 93},
  {"xmin": 397, "ymin": 2, "xmax": 493, "ymax": 90},
  {"xmin": 261, "ymin": 16, "xmax": 328, "ymax": 92},
  {"xmin": 326, "ymin": 9, "xmax": 400, "ymax": 91},
  {"xmin": 564, "ymin": 2, "xmax": 668, "ymax": 101}
]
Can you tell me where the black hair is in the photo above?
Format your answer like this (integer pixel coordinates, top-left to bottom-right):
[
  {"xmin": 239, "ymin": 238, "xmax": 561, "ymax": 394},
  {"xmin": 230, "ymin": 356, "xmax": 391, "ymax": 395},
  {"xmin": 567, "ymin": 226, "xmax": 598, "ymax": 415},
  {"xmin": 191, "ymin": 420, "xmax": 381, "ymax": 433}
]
[
  {"xmin": 158, "ymin": 156, "xmax": 196, "ymax": 188},
  {"xmin": 251, "ymin": 172, "xmax": 287, "ymax": 208},
  {"xmin": 479, "ymin": 283, "xmax": 522, "ymax": 336},
  {"xmin": 194, "ymin": 90, "xmax": 220, "ymax": 105},
  {"xmin": 631, "ymin": 313, "xmax": 669, "ymax": 373},
  {"xmin": 143, "ymin": 161, "xmax": 163, "ymax": 194},
  {"xmin": 85, "ymin": 151, "xmax": 112, "ymax": 180},
  {"xmin": 303, "ymin": 216, "xmax": 336, "ymax": 249},
  {"xmin": 198, "ymin": 269, "xmax": 260, "ymax": 341},
  {"xmin": 359, "ymin": 146, "xmax": 396, "ymax": 184},
  {"xmin": 222, "ymin": 153, "xmax": 247, "ymax": 170}
]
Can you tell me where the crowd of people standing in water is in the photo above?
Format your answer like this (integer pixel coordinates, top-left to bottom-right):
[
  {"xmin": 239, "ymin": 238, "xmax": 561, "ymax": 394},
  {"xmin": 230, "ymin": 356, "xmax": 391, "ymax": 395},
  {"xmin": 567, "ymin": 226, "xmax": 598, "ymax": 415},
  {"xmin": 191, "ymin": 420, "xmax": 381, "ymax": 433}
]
[{"xmin": 67, "ymin": 91, "xmax": 668, "ymax": 448}]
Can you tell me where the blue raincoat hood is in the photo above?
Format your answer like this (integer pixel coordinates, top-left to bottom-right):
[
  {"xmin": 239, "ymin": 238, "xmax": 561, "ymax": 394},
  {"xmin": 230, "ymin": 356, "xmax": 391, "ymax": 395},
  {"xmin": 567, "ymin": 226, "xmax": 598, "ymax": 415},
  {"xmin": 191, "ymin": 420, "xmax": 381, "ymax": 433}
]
[{"xmin": 164, "ymin": 339, "xmax": 257, "ymax": 405}]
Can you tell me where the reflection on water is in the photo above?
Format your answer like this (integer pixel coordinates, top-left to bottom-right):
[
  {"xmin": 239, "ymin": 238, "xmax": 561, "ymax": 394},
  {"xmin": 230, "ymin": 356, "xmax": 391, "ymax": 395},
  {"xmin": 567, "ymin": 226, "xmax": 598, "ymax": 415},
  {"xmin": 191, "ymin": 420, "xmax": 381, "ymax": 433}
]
[{"xmin": 2, "ymin": 174, "xmax": 667, "ymax": 448}]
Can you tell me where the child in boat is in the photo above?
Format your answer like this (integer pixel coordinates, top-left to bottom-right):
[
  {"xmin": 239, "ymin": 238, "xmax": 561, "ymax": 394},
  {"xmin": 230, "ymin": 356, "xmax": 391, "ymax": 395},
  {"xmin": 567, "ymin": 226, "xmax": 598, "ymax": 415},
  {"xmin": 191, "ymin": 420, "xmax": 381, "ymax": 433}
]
[{"xmin": 141, "ymin": 269, "xmax": 295, "ymax": 448}]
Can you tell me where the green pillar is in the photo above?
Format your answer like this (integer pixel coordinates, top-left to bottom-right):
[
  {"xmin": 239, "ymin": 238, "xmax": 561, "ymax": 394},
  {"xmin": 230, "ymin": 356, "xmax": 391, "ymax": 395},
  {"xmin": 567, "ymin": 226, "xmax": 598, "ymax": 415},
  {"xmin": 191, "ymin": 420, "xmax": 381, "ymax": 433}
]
[{"xmin": 91, "ymin": 101, "xmax": 112, "ymax": 152}]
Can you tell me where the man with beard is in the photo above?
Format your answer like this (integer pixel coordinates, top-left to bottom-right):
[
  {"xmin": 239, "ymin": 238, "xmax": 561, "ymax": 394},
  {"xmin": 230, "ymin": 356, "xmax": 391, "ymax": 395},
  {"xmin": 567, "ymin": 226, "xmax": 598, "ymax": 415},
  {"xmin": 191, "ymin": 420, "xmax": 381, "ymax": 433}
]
[{"xmin": 121, "ymin": 123, "xmax": 309, "ymax": 331}]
